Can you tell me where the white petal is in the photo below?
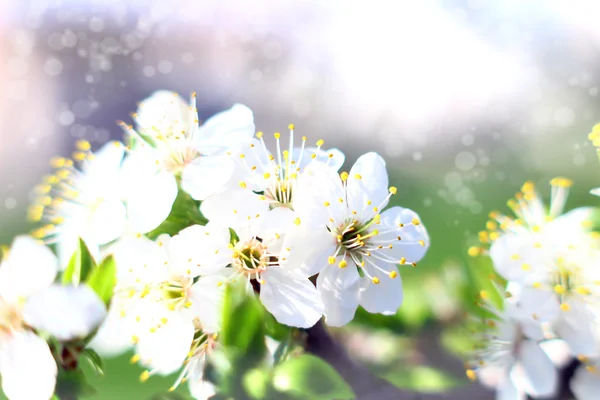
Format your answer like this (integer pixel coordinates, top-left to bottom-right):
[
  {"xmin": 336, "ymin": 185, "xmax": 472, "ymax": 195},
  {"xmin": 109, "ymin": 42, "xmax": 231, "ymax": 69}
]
[
  {"xmin": 195, "ymin": 103, "xmax": 255, "ymax": 154},
  {"xmin": 23, "ymin": 284, "xmax": 107, "ymax": 341},
  {"xmin": 539, "ymin": 339, "xmax": 572, "ymax": 369},
  {"xmin": 591, "ymin": 187, "xmax": 600, "ymax": 197},
  {"xmin": 121, "ymin": 152, "xmax": 178, "ymax": 234},
  {"xmin": 359, "ymin": 263, "xmax": 403, "ymax": 315},
  {"xmin": 0, "ymin": 331, "xmax": 57, "ymax": 400},
  {"xmin": 136, "ymin": 314, "xmax": 195, "ymax": 375},
  {"xmin": 200, "ymin": 189, "xmax": 269, "ymax": 228},
  {"xmin": 571, "ymin": 364, "xmax": 600, "ymax": 400},
  {"xmin": 294, "ymin": 147, "xmax": 345, "ymax": 172},
  {"xmin": 188, "ymin": 275, "xmax": 227, "ymax": 333},
  {"xmin": 347, "ymin": 152, "xmax": 389, "ymax": 220},
  {"xmin": 181, "ymin": 155, "xmax": 235, "ymax": 201},
  {"xmin": 168, "ymin": 224, "xmax": 232, "ymax": 276},
  {"xmin": 88, "ymin": 199, "xmax": 127, "ymax": 244},
  {"xmin": 378, "ymin": 207, "xmax": 430, "ymax": 263},
  {"xmin": 187, "ymin": 359, "xmax": 216, "ymax": 400},
  {"xmin": 488, "ymin": 234, "xmax": 547, "ymax": 284},
  {"xmin": 496, "ymin": 375, "xmax": 525, "ymax": 400},
  {"xmin": 516, "ymin": 287, "xmax": 560, "ymax": 323},
  {"xmin": 88, "ymin": 305, "xmax": 134, "ymax": 358},
  {"xmin": 82, "ymin": 141, "xmax": 126, "ymax": 183},
  {"xmin": 112, "ymin": 236, "xmax": 170, "ymax": 286},
  {"xmin": 260, "ymin": 268, "xmax": 323, "ymax": 328},
  {"xmin": 511, "ymin": 339, "xmax": 558, "ymax": 398},
  {"xmin": 295, "ymin": 161, "xmax": 347, "ymax": 225},
  {"xmin": 134, "ymin": 91, "xmax": 189, "ymax": 139},
  {"xmin": 553, "ymin": 301, "xmax": 597, "ymax": 356},
  {"xmin": 316, "ymin": 265, "xmax": 361, "ymax": 327},
  {"xmin": 0, "ymin": 236, "xmax": 58, "ymax": 303}
]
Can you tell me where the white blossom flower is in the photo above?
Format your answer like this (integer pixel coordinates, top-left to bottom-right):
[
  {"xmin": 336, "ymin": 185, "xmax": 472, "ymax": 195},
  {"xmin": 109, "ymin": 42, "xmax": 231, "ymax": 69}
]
[
  {"xmin": 200, "ymin": 125, "xmax": 344, "ymax": 231},
  {"xmin": 171, "ymin": 219, "xmax": 324, "ymax": 329},
  {"xmin": 466, "ymin": 294, "xmax": 558, "ymax": 400},
  {"xmin": 571, "ymin": 358, "xmax": 600, "ymax": 400},
  {"xmin": 119, "ymin": 90, "xmax": 256, "ymax": 201},
  {"xmin": 289, "ymin": 152, "xmax": 429, "ymax": 326},
  {"xmin": 28, "ymin": 140, "xmax": 176, "ymax": 266},
  {"xmin": 0, "ymin": 236, "xmax": 106, "ymax": 400},
  {"xmin": 472, "ymin": 179, "xmax": 600, "ymax": 356},
  {"xmin": 106, "ymin": 234, "xmax": 225, "ymax": 390}
]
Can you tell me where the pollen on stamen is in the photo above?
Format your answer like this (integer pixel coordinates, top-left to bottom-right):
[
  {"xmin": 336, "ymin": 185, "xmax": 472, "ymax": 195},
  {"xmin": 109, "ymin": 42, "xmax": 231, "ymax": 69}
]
[
  {"xmin": 130, "ymin": 354, "xmax": 141, "ymax": 364},
  {"xmin": 288, "ymin": 123, "xmax": 295, "ymax": 130},
  {"xmin": 389, "ymin": 270, "xmax": 398, "ymax": 279},
  {"xmin": 274, "ymin": 132, "xmax": 281, "ymax": 139},
  {"xmin": 338, "ymin": 260, "xmax": 348, "ymax": 269},
  {"xmin": 328, "ymin": 256, "xmax": 336, "ymax": 264},
  {"xmin": 140, "ymin": 371, "xmax": 150, "ymax": 383},
  {"xmin": 389, "ymin": 186, "xmax": 397, "ymax": 195},
  {"xmin": 372, "ymin": 277, "xmax": 380, "ymax": 284},
  {"xmin": 340, "ymin": 172, "xmax": 349, "ymax": 181},
  {"xmin": 256, "ymin": 131, "xmax": 263, "ymax": 139}
]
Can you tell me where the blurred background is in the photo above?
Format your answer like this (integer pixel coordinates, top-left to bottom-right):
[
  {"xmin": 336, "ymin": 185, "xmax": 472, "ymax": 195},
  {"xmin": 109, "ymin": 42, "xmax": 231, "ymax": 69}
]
[{"xmin": 2, "ymin": 0, "xmax": 600, "ymax": 398}]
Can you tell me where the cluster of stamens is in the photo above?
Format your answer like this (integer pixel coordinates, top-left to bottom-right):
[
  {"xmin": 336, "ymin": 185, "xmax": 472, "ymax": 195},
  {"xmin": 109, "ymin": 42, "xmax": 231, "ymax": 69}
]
[
  {"xmin": 230, "ymin": 237, "xmax": 277, "ymax": 283},
  {"xmin": 236, "ymin": 124, "xmax": 337, "ymax": 209},
  {"xmin": 118, "ymin": 92, "xmax": 200, "ymax": 175},
  {"xmin": 28, "ymin": 140, "xmax": 99, "ymax": 241}
]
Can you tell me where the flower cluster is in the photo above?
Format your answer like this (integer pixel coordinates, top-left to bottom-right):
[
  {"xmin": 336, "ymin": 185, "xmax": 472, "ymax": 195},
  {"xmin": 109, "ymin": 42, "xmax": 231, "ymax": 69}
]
[
  {"xmin": 2, "ymin": 90, "xmax": 430, "ymax": 399},
  {"xmin": 467, "ymin": 175, "xmax": 600, "ymax": 399}
]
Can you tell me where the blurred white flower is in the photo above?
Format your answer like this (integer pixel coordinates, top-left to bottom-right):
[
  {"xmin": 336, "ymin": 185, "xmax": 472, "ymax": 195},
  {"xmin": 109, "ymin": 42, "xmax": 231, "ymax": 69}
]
[
  {"xmin": 291, "ymin": 152, "xmax": 430, "ymax": 326},
  {"xmin": 172, "ymin": 220, "xmax": 324, "ymax": 329},
  {"xmin": 474, "ymin": 179, "xmax": 600, "ymax": 356},
  {"xmin": 28, "ymin": 140, "xmax": 176, "ymax": 266},
  {"xmin": 103, "ymin": 234, "xmax": 225, "ymax": 387},
  {"xmin": 200, "ymin": 125, "xmax": 344, "ymax": 232},
  {"xmin": 466, "ymin": 297, "xmax": 558, "ymax": 400},
  {"xmin": 571, "ymin": 358, "xmax": 600, "ymax": 400},
  {"xmin": 0, "ymin": 236, "xmax": 106, "ymax": 400},
  {"xmin": 120, "ymin": 90, "xmax": 256, "ymax": 201}
]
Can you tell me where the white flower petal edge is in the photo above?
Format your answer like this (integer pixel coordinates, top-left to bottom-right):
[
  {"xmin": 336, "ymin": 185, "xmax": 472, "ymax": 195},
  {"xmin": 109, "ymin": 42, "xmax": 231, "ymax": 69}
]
[
  {"xmin": 260, "ymin": 268, "xmax": 324, "ymax": 329},
  {"xmin": 571, "ymin": 362, "xmax": 600, "ymax": 400},
  {"xmin": 0, "ymin": 330, "xmax": 57, "ymax": 400},
  {"xmin": 23, "ymin": 284, "xmax": 107, "ymax": 341},
  {"xmin": 510, "ymin": 339, "xmax": 558, "ymax": 398},
  {"xmin": 0, "ymin": 236, "xmax": 58, "ymax": 303}
]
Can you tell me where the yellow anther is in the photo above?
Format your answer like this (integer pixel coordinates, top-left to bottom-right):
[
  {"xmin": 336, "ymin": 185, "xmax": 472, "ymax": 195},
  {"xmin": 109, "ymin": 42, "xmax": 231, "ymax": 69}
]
[
  {"xmin": 130, "ymin": 354, "xmax": 141, "ymax": 364},
  {"xmin": 354, "ymin": 174, "xmax": 362, "ymax": 180},
  {"xmin": 239, "ymin": 181, "xmax": 247, "ymax": 189},
  {"xmin": 399, "ymin": 257, "xmax": 406, "ymax": 264},
  {"xmin": 131, "ymin": 335, "xmax": 139, "ymax": 344},
  {"xmin": 412, "ymin": 218, "xmax": 420, "ymax": 226},
  {"xmin": 554, "ymin": 285, "xmax": 566, "ymax": 295},
  {"xmin": 418, "ymin": 240, "xmax": 425, "ymax": 246},
  {"xmin": 576, "ymin": 287, "xmax": 591, "ymax": 296},
  {"xmin": 389, "ymin": 186, "xmax": 397, "ymax": 195},
  {"xmin": 531, "ymin": 225, "xmax": 541, "ymax": 233},
  {"xmin": 274, "ymin": 132, "xmax": 281, "ymax": 139},
  {"xmin": 324, "ymin": 201, "xmax": 330, "ymax": 207},
  {"xmin": 288, "ymin": 123, "xmax": 295, "ymax": 130},
  {"xmin": 140, "ymin": 371, "xmax": 150, "ymax": 382},
  {"xmin": 550, "ymin": 177, "xmax": 573, "ymax": 188},
  {"xmin": 489, "ymin": 232, "xmax": 499, "ymax": 241},
  {"xmin": 510, "ymin": 254, "xmax": 520, "ymax": 260},
  {"xmin": 256, "ymin": 131, "xmax": 263, "ymax": 139},
  {"xmin": 372, "ymin": 277, "xmax": 380, "ymax": 284},
  {"xmin": 486, "ymin": 221, "xmax": 497, "ymax": 230},
  {"xmin": 50, "ymin": 157, "xmax": 66, "ymax": 168},
  {"xmin": 479, "ymin": 290, "xmax": 489, "ymax": 300},
  {"xmin": 75, "ymin": 140, "xmax": 91, "ymax": 151},
  {"xmin": 532, "ymin": 282, "xmax": 542, "ymax": 289},
  {"xmin": 466, "ymin": 369, "xmax": 477, "ymax": 381},
  {"xmin": 521, "ymin": 263, "xmax": 531, "ymax": 271},
  {"xmin": 72, "ymin": 151, "xmax": 86, "ymax": 161},
  {"xmin": 340, "ymin": 172, "xmax": 348, "ymax": 181},
  {"xmin": 316, "ymin": 139, "xmax": 324, "ymax": 146},
  {"xmin": 521, "ymin": 180, "xmax": 535, "ymax": 193},
  {"xmin": 338, "ymin": 260, "xmax": 348, "ymax": 269},
  {"xmin": 389, "ymin": 270, "xmax": 398, "ymax": 279},
  {"xmin": 560, "ymin": 303, "xmax": 571, "ymax": 312},
  {"xmin": 263, "ymin": 172, "xmax": 271, "ymax": 179},
  {"xmin": 294, "ymin": 217, "xmax": 301, "ymax": 226},
  {"xmin": 467, "ymin": 247, "xmax": 481, "ymax": 257},
  {"xmin": 328, "ymin": 256, "xmax": 336, "ymax": 264}
]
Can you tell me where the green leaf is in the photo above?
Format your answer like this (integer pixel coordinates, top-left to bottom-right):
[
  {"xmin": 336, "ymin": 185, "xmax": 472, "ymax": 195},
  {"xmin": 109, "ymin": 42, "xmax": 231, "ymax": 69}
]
[
  {"xmin": 220, "ymin": 281, "xmax": 266, "ymax": 363},
  {"xmin": 62, "ymin": 238, "xmax": 96, "ymax": 286},
  {"xmin": 55, "ymin": 369, "xmax": 96, "ymax": 399},
  {"xmin": 81, "ymin": 348, "xmax": 104, "ymax": 376},
  {"xmin": 146, "ymin": 189, "xmax": 208, "ymax": 239},
  {"xmin": 381, "ymin": 366, "xmax": 458, "ymax": 392},
  {"xmin": 86, "ymin": 255, "xmax": 117, "ymax": 306},
  {"xmin": 243, "ymin": 368, "xmax": 271, "ymax": 400},
  {"xmin": 272, "ymin": 355, "xmax": 354, "ymax": 400}
]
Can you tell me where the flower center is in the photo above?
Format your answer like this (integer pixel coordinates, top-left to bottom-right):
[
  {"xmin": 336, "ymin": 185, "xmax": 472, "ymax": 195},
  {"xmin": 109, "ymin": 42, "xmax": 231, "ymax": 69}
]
[
  {"xmin": 332, "ymin": 217, "xmax": 381, "ymax": 261},
  {"xmin": 0, "ymin": 301, "xmax": 22, "ymax": 336},
  {"xmin": 232, "ymin": 238, "xmax": 269, "ymax": 275},
  {"xmin": 160, "ymin": 276, "xmax": 193, "ymax": 311},
  {"xmin": 264, "ymin": 179, "xmax": 294, "ymax": 209}
]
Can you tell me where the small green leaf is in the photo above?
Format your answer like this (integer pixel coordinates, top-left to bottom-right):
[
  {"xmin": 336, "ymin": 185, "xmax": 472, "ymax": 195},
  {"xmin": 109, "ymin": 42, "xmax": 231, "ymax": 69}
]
[
  {"xmin": 146, "ymin": 190, "xmax": 207, "ymax": 239},
  {"xmin": 62, "ymin": 238, "xmax": 96, "ymax": 286},
  {"xmin": 243, "ymin": 368, "xmax": 271, "ymax": 399},
  {"xmin": 272, "ymin": 355, "xmax": 354, "ymax": 400},
  {"xmin": 86, "ymin": 255, "xmax": 117, "ymax": 306},
  {"xmin": 55, "ymin": 369, "xmax": 96, "ymax": 399},
  {"xmin": 81, "ymin": 348, "xmax": 104, "ymax": 376},
  {"xmin": 220, "ymin": 281, "xmax": 266, "ymax": 362}
]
